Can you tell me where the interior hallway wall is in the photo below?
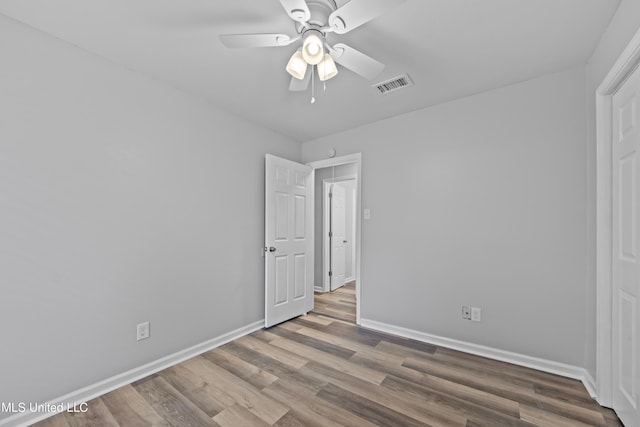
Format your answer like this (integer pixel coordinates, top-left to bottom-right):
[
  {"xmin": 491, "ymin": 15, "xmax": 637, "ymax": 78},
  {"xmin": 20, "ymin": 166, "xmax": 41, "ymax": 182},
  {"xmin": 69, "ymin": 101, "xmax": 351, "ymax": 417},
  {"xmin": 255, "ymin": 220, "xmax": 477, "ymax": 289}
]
[{"xmin": 342, "ymin": 179, "xmax": 357, "ymax": 281}]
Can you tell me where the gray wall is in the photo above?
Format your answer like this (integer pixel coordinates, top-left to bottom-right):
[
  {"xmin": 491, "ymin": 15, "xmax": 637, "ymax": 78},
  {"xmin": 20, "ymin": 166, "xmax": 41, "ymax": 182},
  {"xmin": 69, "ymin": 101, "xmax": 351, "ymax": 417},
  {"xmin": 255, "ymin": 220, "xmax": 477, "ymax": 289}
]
[
  {"xmin": 313, "ymin": 164, "xmax": 357, "ymax": 288},
  {"xmin": 0, "ymin": 15, "xmax": 299, "ymax": 417},
  {"xmin": 302, "ymin": 67, "xmax": 588, "ymax": 366},
  {"xmin": 342, "ymin": 180, "xmax": 357, "ymax": 281},
  {"xmin": 584, "ymin": 0, "xmax": 640, "ymax": 377}
]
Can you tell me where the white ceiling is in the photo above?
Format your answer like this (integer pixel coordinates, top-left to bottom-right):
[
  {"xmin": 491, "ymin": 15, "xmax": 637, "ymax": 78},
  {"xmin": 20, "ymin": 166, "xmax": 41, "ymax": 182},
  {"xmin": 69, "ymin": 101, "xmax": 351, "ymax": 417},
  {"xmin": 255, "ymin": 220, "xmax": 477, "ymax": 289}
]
[{"xmin": 0, "ymin": 0, "xmax": 619, "ymax": 141}]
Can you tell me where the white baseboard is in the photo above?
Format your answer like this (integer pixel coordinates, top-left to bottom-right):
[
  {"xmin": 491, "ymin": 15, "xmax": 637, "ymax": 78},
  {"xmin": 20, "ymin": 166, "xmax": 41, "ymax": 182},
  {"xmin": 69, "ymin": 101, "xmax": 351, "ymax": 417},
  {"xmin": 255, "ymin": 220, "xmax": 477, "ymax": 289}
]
[
  {"xmin": 360, "ymin": 318, "xmax": 598, "ymax": 400},
  {"xmin": 582, "ymin": 371, "xmax": 597, "ymax": 399},
  {"xmin": 314, "ymin": 284, "xmax": 328, "ymax": 293},
  {"xmin": 0, "ymin": 320, "xmax": 264, "ymax": 427}
]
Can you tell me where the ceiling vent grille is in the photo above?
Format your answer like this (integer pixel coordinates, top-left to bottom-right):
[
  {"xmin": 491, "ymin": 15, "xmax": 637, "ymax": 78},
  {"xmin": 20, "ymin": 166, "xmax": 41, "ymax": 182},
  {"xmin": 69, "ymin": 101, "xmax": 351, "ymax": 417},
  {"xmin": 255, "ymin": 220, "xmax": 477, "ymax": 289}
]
[{"xmin": 374, "ymin": 74, "xmax": 414, "ymax": 95}]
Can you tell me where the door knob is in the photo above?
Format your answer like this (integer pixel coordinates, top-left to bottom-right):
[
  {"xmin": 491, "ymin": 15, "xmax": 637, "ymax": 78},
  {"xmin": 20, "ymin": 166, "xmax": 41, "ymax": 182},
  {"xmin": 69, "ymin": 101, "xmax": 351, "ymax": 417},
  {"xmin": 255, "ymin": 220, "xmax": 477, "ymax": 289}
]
[{"xmin": 269, "ymin": 246, "xmax": 276, "ymax": 252}]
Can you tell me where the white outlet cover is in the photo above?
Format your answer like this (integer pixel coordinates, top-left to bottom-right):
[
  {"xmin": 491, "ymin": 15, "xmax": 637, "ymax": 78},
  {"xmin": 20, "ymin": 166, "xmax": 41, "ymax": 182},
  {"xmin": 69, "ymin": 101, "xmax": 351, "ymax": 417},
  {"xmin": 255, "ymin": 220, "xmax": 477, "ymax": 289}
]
[{"xmin": 137, "ymin": 321, "xmax": 150, "ymax": 341}]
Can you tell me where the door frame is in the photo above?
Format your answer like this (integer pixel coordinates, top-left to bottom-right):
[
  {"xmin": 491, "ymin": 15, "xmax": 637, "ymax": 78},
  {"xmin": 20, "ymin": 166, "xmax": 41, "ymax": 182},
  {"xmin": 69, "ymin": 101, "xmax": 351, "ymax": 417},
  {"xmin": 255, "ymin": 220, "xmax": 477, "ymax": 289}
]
[
  {"xmin": 307, "ymin": 153, "xmax": 362, "ymax": 324},
  {"xmin": 323, "ymin": 177, "xmax": 356, "ymax": 292},
  {"xmin": 596, "ymin": 26, "xmax": 640, "ymax": 407}
]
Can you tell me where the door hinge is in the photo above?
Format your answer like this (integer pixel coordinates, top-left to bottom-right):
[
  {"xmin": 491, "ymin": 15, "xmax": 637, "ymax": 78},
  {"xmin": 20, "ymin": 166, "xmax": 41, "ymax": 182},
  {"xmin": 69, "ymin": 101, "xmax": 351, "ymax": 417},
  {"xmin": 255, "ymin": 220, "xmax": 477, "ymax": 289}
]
[
  {"xmin": 329, "ymin": 271, "xmax": 332, "ymax": 277},
  {"xmin": 329, "ymin": 231, "xmax": 333, "ymax": 237},
  {"xmin": 329, "ymin": 192, "xmax": 333, "ymax": 198}
]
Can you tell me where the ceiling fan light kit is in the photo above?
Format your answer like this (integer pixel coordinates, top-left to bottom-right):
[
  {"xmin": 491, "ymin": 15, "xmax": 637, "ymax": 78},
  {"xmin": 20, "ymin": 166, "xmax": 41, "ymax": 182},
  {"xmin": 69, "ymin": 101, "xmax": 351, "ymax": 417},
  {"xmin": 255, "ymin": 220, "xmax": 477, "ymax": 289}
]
[
  {"xmin": 318, "ymin": 54, "xmax": 338, "ymax": 81},
  {"xmin": 286, "ymin": 50, "xmax": 308, "ymax": 80},
  {"xmin": 301, "ymin": 31, "xmax": 324, "ymax": 65},
  {"xmin": 221, "ymin": 0, "xmax": 406, "ymax": 100}
]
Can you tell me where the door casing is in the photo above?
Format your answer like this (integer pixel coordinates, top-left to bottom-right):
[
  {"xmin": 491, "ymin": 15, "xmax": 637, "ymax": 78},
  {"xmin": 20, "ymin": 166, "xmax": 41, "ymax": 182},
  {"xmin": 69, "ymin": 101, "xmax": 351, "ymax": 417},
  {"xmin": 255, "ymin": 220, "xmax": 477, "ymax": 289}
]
[{"xmin": 596, "ymin": 26, "xmax": 640, "ymax": 407}]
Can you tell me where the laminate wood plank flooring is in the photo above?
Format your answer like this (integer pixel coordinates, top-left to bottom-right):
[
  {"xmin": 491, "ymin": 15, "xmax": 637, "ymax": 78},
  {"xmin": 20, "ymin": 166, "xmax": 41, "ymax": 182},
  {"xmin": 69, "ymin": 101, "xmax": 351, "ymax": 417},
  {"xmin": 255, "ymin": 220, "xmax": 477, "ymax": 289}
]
[
  {"xmin": 311, "ymin": 281, "xmax": 357, "ymax": 323},
  {"xmin": 33, "ymin": 281, "xmax": 623, "ymax": 427}
]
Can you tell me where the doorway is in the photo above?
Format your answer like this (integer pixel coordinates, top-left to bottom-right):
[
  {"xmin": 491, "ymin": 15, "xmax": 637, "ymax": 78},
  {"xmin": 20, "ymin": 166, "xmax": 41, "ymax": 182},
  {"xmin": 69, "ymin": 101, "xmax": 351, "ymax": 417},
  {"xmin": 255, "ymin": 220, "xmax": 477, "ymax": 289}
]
[
  {"xmin": 322, "ymin": 177, "xmax": 356, "ymax": 292},
  {"xmin": 307, "ymin": 154, "xmax": 362, "ymax": 324}
]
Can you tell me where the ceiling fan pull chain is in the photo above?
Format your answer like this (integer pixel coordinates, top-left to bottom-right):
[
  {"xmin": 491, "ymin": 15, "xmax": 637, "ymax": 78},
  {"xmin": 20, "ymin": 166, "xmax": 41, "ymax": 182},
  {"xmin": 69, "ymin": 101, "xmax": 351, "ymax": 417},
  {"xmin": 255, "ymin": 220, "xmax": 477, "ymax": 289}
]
[
  {"xmin": 323, "ymin": 63, "xmax": 327, "ymax": 92},
  {"xmin": 322, "ymin": 60, "xmax": 327, "ymax": 92},
  {"xmin": 311, "ymin": 65, "xmax": 316, "ymax": 104}
]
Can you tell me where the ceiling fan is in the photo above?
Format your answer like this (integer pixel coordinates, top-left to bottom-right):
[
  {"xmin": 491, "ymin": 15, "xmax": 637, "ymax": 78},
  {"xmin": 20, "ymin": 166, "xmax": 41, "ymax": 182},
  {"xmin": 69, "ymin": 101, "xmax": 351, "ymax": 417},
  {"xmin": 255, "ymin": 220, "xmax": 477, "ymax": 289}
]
[{"xmin": 220, "ymin": 0, "xmax": 405, "ymax": 96}]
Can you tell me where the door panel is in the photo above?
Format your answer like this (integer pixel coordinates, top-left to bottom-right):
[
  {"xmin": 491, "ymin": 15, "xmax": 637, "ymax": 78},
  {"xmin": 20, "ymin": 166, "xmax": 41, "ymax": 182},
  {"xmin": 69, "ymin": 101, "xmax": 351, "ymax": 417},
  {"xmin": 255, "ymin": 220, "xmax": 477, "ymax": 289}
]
[
  {"xmin": 265, "ymin": 155, "xmax": 314, "ymax": 327},
  {"xmin": 612, "ymin": 64, "xmax": 640, "ymax": 427},
  {"xmin": 619, "ymin": 290, "xmax": 636, "ymax": 404},
  {"xmin": 295, "ymin": 195, "xmax": 306, "ymax": 239},
  {"xmin": 276, "ymin": 192, "xmax": 289, "ymax": 239},
  {"xmin": 275, "ymin": 256, "xmax": 288, "ymax": 306},
  {"xmin": 331, "ymin": 184, "xmax": 346, "ymax": 291},
  {"xmin": 294, "ymin": 254, "xmax": 306, "ymax": 299},
  {"xmin": 620, "ymin": 154, "xmax": 636, "ymax": 260}
]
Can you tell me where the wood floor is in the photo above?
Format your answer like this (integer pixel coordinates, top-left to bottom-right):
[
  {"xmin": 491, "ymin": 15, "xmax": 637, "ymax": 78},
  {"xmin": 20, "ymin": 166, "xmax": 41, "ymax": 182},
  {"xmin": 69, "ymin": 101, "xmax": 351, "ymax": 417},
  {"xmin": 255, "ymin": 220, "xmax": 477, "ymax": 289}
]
[
  {"xmin": 35, "ymin": 282, "xmax": 623, "ymax": 427},
  {"xmin": 312, "ymin": 280, "xmax": 357, "ymax": 323}
]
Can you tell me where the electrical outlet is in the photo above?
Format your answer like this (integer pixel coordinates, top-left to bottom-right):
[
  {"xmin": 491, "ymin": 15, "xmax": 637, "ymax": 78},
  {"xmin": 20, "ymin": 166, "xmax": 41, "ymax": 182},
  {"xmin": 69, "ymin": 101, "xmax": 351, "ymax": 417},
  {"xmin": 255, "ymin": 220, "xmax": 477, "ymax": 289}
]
[
  {"xmin": 471, "ymin": 307, "xmax": 482, "ymax": 322},
  {"xmin": 137, "ymin": 321, "xmax": 150, "ymax": 341},
  {"xmin": 462, "ymin": 306, "xmax": 471, "ymax": 320}
]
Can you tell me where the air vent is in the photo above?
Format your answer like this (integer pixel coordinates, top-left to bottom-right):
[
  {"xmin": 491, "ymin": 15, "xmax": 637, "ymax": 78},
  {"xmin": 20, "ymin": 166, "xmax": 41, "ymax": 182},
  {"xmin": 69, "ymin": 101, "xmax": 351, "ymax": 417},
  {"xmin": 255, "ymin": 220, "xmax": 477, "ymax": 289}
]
[{"xmin": 374, "ymin": 74, "xmax": 414, "ymax": 95}]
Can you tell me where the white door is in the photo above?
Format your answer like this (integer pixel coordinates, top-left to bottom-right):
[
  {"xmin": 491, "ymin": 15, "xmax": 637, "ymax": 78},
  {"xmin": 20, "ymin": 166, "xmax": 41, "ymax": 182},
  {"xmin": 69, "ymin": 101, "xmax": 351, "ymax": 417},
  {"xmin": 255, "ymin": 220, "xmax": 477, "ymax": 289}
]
[
  {"xmin": 330, "ymin": 183, "xmax": 346, "ymax": 291},
  {"xmin": 612, "ymin": 63, "xmax": 640, "ymax": 427},
  {"xmin": 265, "ymin": 154, "xmax": 314, "ymax": 328}
]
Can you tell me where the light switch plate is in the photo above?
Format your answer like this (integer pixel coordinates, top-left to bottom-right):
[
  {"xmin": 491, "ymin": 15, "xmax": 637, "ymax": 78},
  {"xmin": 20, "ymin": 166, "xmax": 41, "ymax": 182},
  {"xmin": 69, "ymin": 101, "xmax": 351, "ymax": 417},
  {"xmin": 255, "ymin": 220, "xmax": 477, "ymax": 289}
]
[{"xmin": 364, "ymin": 208, "xmax": 371, "ymax": 220}]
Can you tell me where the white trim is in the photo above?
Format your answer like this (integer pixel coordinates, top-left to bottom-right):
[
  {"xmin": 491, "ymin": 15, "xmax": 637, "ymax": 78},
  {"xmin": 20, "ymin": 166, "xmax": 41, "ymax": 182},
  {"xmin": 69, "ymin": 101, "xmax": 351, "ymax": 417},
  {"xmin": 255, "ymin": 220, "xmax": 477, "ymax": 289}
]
[
  {"xmin": 323, "ymin": 180, "xmax": 331, "ymax": 292},
  {"xmin": 360, "ymin": 319, "xmax": 597, "ymax": 398},
  {"xmin": 307, "ymin": 153, "xmax": 362, "ymax": 324},
  {"xmin": 583, "ymin": 371, "xmax": 598, "ymax": 401},
  {"xmin": 0, "ymin": 320, "xmax": 264, "ymax": 427},
  {"xmin": 349, "ymin": 188, "xmax": 356, "ymax": 284},
  {"xmin": 595, "ymin": 25, "xmax": 640, "ymax": 408},
  {"xmin": 307, "ymin": 153, "xmax": 362, "ymax": 169}
]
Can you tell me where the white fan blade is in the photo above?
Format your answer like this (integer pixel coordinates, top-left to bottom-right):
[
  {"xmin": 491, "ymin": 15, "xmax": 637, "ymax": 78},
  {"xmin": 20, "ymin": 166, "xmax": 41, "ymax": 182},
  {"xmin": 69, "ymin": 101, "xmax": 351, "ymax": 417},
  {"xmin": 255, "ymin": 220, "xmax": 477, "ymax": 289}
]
[
  {"xmin": 220, "ymin": 33, "xmax": 297, "ymax": 48},
  {"xmin": 289, "ymin": 66, "xmax": 311, "ymax": 91},
  {"xmin": 328, "ymin": 0, "xmax": 405, "ymax": 34},
  {"xmin": 279, "ymin": 0, "xmax": 311, "ymax": 23},
  {"xmin": 329, "ymin": 43, "xmax": 385, "ymax": 80}
]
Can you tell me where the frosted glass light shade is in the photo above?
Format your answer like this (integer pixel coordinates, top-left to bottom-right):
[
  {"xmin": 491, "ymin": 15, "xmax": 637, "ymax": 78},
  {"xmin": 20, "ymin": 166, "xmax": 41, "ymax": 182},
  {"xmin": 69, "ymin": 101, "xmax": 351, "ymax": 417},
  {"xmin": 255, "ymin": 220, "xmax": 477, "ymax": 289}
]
[
  {"xmin": 286, "ymin": 50, "xmax": 307, "ymax": 80},
  {"xmin": 302, "ymin": 33, "xmax": 324, "ymax": 65},
  {"xmin": 318, "ymin": 54, "xmax": 338, "ymax": 81}
]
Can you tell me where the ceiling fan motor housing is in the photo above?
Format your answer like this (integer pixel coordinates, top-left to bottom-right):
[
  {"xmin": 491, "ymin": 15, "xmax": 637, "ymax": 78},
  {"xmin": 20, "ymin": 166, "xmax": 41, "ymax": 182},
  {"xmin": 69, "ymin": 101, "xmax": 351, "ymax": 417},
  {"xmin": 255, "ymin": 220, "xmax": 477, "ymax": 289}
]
[{"xmin": 295, "ymin": 0, "xmax": 337, "ymax": 33}]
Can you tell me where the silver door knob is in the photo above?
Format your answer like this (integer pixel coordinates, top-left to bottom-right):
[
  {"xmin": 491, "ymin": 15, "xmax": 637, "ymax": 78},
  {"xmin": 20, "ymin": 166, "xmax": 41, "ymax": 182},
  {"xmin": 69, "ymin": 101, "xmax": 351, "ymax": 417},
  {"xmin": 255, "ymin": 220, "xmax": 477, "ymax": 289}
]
[{"xmin": 269, "ymin": 246, "xmax": 276, "ymax": 252}]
